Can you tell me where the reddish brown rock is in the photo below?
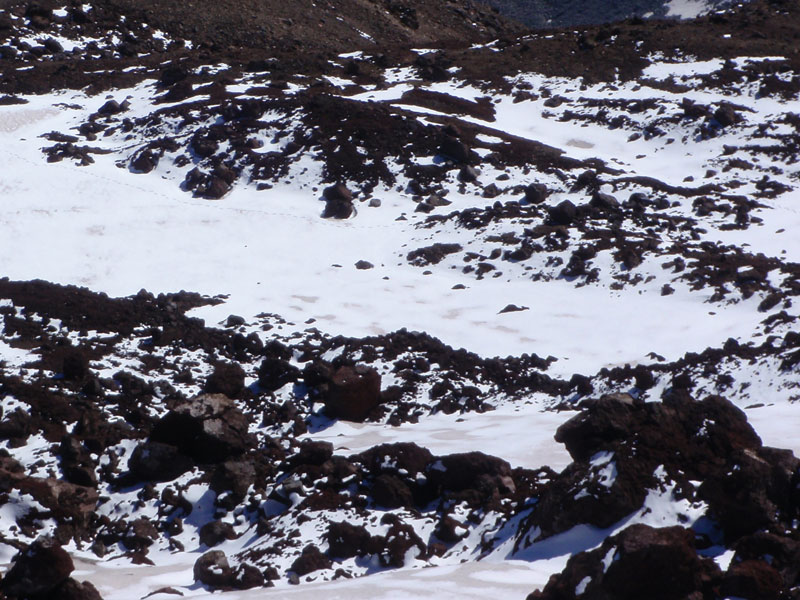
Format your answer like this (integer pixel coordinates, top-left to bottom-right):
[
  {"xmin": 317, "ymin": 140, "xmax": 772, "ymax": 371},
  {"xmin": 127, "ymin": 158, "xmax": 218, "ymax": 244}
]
[{"xmin": 323, "ymin": 365, "xmax": 382, "ymax": 422}]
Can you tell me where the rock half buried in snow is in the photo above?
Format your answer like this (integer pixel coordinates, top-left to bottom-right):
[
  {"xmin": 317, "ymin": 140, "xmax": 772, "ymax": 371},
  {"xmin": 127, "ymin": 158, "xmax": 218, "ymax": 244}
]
[{"xmin": 323, "ymin": 365, "xmax": 382, "ymax": 422}]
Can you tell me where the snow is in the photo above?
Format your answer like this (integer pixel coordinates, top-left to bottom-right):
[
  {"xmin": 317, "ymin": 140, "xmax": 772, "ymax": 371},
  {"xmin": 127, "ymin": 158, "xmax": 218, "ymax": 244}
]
[
  {"xmin": 665, "ymin": 0, "xmax": 715, "ymax": 19},
  {"xmin": 79, "ymin": 557, "xmax": 551, "ymax": 600},
  {"xmin": 306, "ymin": 405, "xmax": 575, "ymax": 470}
]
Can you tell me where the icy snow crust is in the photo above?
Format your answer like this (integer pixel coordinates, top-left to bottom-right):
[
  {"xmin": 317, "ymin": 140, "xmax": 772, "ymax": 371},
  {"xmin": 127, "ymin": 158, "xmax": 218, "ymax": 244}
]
[{"xmin": 1, "ymin": 36, "xmax": 800, "ymax": 600}]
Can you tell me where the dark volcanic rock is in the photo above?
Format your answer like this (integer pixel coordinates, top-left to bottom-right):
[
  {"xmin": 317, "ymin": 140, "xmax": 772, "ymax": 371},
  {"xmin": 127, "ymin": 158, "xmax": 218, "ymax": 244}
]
[
  {"xmin": 407, "ymin": 243, "xmax": 462, "ymax": 266},
  {"xmin": 199, "ymin": 520, "xmax": 238, "ymax": 547},
  {"xmin": 128, "ymin": 440, "xmax": 194, "ymax": 482},
  {"xmin": 204, "ymin": 362, "xmax": 246, "ymax": 398},
  {"xmin": 520, "ymin": 393, "xmax": 798, "ymax": 545},
  {"xmin": 327, "ymin": 522, "xmax": 372, "ymax": 558},
  {"xmin": 1, "ymin": 539, "xmax": 74, "ymax": 598},
  {"xmin": 529, "ymin": 524, "xmax": 721, "ymax": 600},
  {"xmin": 233, "ymin": 563, "xmax": 265, "ymax": 590},
  {"xmin": 322, "ymin": 365, "xmax": 382, "ymax": 422},
  {"xmin": 97, "ymin": 99, "xmax": 127, "ymax": 115},
  {"xmin": 131, "ymin": 149, "xmax": 159, "ymax": 173},
  {"xmin": 62, "ymin": 349, "xmax": 89, "ymax": 381},
  {"xmin": 428, "ymin": 451, "xmax": 513, "ymax": 493},
  {"xmin": 290, "ymin": 545, "xmax": 332, "ymax": 576},
  {"xmin": 54, "ymin": 579, "xmax": 104, "ymax": 600},
  {"xmin": 150, "ymin": 394, "xmax": 254, "ymax": 463},
  {"xmin": 438, "ymin": 135, "xmax": 470, "ymax": 163},
  {"xmin": 554, "ymin": 394, "xmax": 760, "ymax": 464},
  {"xmin": 60, "ymin": 435, "xmax": 98, "ymax": 487},
  {"xmin": 372, "ymin": 473, "xmax": 415, "ymax": 508},
  {"xmin": 123, "ymin": 518, "xmax": 158, "ymax": 551},
  {"xmin": 18, "ymin": 477, "xmax": 99, "ymax": 522},
  {"xmin": 523, "ymin": 183, "xmax": 550, "ymax": 204},
  {"xmin": 257, "ymin": 357, "xmax": 300, "ymax": 392},
  {"xmin": 722, "ymin": 559, "xmax": 784, "ymax": 600},
  {"xmin": 356, "ymin": 442, "xmax": 435, "ymax": 476},
  {"xmin": 291, "ymin": 440, "xmax": 334, "ymax": 467},
  {"xmin": 322, "ymin": 184, "xmax": 354, "ymax": 219},
  {"xmin": 548, "ymin": 199, "xmax": 577, "ymax": 225},
  {"xmin": 714, "ymin": 103, "xmax": 740, "ymax": 127},
  {"xmin": 194, "ymin": 550, "xmax": 234, "ymax": 588}
]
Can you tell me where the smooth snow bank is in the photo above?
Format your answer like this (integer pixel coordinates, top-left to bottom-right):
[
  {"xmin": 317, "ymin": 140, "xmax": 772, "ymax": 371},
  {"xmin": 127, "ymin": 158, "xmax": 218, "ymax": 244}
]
[
  {"xmin": 305, "ymin": 404, "xmax": 576, "ymax": 470},
  {"xmin": 665, "ymin": 0, "xmax": 715, "ymax": 19},
  {"xmin": 77, "ymin": 558, "xmax": 555, "ymax": 600}
]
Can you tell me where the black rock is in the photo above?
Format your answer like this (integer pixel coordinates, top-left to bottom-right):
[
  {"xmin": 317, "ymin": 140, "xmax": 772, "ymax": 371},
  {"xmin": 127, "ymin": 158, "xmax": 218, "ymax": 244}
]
[
  {"xmin": 523, "ymin": 183, "xmax": 550, "ymax": 204},
  {"xmin": 129, "ymin": 440, "xmax": 194, "ymax": 482},
  {"xmin": 548, "ymin": 200, "xmax": 577, "ymax": 225},
  {"xmin": 322, "ymin": 184, "xmax": 354, "ymax": 219}
]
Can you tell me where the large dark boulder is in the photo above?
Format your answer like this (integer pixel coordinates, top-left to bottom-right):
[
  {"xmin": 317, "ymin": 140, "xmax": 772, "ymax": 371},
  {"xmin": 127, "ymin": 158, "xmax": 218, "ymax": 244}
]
[
  {"xmin": 523, "ymin": 183, "xmax": 550, "ymax": 204},
  {"xmin": 290, "ymin": 440, "xmax": 334, "ymax": 468},
  {"xmin": 60, "ymin": 435, "xmax": 98, "ymax": 487},
  {"xmin": 17, "ymin": 478, "xmax": 98, "ymax": 522},
  {"xmin": 322, "ymin": 365, "xmax": 382, "ymax": 422},
  {"xmin": 123, "ymin": 518, "xmax": 158, "ymax": 551},
  {"xmin": 372, "ymin": 473, "xmax": 415, "ymax": 508},
  {"xmin": 322, "ymin": 184, "xmax": 354, "ymax": 219},
  {"xmin": 194, "ymin": 550, "xmax": 234, "ymax": 588},
  {"xmin": 290, "ymin": 545, "xmax": 332, "ymax": 576},
  {"xmin": 54, "ymin": 579, "xmax": 104, "ymax": 600},
  {"xmin": 327, "ymin": 522, "xmax": 372, "ymax": 559},
  {"xmin": 355, "ymin": 442, "xmax": 434, "ymax": 476},
  {"xmin": 199, "ymin": 520, "xmax": 238, "ymax": 547},
  {"xmin": 210, "ymin": 459, "xmax": 256, "ymax": 501},
  {"xmin": 0, "ymin": 539, "xmax": 74, "ymax": 598},
  {"xmin": 128, "ymin": 440, "xmax": 194, "ymax": 483},
  {"xmin": 554, "ymin": 394, "xmax": 761, "ymax": 466},
  {"xmin": 204, "ymin": 362, "xmax": 246, "ymax": 398},
  {"xmin": 548, "ymin": 199, "xmax": 577, "ymax": 225},
  {"xmin": 730, "ymin": 532, "xmax": 800, "ymax": 589},
  {"xmin": 150, "ymin": 394, "xmax": 254, "ymax": 463},
  {"xmin": 438, "ymin": 135, "xmax": 470, "ymax": 163},
  {"xmin": 257, "ymin": 357, "xmax": 300, "ymax": 392},
  {"xmin": 520, "ymin": 393, "xmax": 789, "ymax": 546},
  {"xmin": 722, "ymin": 560, "xmax": 784, "ymax": 600},
  {"xmin": 528, "ymin": 525, "xmax": 721, "ymax": 600},
  {"xmin": 427, "ymin": 451, "xmax": 513, "ymax": 493},
  {"xmin": 62, "ymin": 349, "xmax": 89, "ymax": 381}
]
